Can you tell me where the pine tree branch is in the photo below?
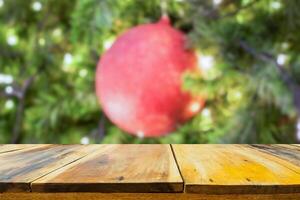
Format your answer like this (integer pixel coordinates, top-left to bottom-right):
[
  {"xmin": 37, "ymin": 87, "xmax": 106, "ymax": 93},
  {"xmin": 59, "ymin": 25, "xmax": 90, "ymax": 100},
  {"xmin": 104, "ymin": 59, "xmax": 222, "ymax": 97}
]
[
  {"xmin": 90, "ymin": 114, "xmax": 106, "ymax": 143},
  {"xmin": 0, "ymin": 46, "xmax": 22, "ymax": 59},
  {"xmin": 0, "ymin": 84, "xmax": 23, "ymax": 99},
  {"xmin": 238, "ymin": 40, "xmax": 300, "ymax": 114},
  {"xmin": 91, "ymin": 49, "xmax": 99, "ymax": 63},
  {"xmin": 10, "ymin": 4, "xmax": 51, "ymax": 143},
  {"xmin": 11, "ymin": 77, "xmax": 33, "ymax": 144},
  {"xmin": 202, "ymin": 0, "xmax": 260, "ymax": 20},
  {"xmin": 221, "ymin": 0, "xmax": 260, "ymax": 18},
  {"xmin": 10, "ymin": 65, "xmax": 45, "ymax": 144},
  {"xmin": 97, "ymin": 115, "xmax": 106, "ymax": 142}
]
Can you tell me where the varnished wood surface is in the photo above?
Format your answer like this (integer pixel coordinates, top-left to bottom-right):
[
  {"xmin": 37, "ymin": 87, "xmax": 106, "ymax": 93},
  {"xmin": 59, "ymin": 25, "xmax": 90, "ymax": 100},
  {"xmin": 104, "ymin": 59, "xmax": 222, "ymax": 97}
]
[
  {"xmin": 1, "ymin": 193, "xmax": 300, "ymax": 200},
  {"xmin": 32, "ymin": 144, "xmax": 183, "ymax": 193},
  {"xmin": 0, "ymin": 144, "xmax": 36, "ymax": 154},
  {"xmin": 249, "ymin": 144, "xmax": 300, "ymax": 166},
  {"xmin": 172, "ymin": 144, "xmax": 300, "ymax": 194},
  {"xmin": 0, "ymin": 144, "xmax": 99, "ymax": 192},
  {"xmin": 0, "ymin": 144, "xmax": 299, "ymax": 197}
]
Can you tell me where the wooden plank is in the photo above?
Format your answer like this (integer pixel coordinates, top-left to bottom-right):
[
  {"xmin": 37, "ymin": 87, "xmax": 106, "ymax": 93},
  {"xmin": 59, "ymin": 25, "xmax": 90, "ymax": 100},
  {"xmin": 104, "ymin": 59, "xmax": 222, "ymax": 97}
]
[
  {"xmin": 32, "ymin": 144, "xmax": 183, "ymax": 193},
  {"xmin": 277, "ymin": 144, "xmax": 300, "ymax": 151},
  {"xmin": 1, "ymin": 193, "xmax": 300, "ymax": 200},
  {"xmin": 0, "ymin": 144, "xmax": 98, "ymax": 192},
  {"xmin": 0, "ymin": 144, "xmax": 37, "ymax": 154},
  {"xmin": 249, "ymin": 144, "xmax": 300, "ymax": 166},
  {"xmin": 291, "ymin": 144, "xmax": 300, "ymax": 148},
  {"xmin": 172, "ymin": 144, "xmax": 300, "ymax": 194}
]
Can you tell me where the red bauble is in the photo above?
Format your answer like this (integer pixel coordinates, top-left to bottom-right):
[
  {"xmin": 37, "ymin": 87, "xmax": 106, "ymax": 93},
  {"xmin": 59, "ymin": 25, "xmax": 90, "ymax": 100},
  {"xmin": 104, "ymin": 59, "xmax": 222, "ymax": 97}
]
[{"xmin": 96, "ymin": 17, "xmax": 205, "ymax": 137}]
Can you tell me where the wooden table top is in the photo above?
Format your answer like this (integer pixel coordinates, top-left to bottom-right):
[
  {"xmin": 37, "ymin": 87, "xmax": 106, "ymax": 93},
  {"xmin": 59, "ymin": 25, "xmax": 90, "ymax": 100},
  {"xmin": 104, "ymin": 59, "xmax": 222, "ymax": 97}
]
[{"xmin": 0, "ymin": 144, "xmax": 299, "ymax": 196}]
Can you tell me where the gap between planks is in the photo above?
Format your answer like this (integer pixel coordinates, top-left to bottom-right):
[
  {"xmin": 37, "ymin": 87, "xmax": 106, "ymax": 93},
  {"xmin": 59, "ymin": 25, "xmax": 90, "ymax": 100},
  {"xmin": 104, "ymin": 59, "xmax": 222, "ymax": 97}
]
[{"xmin": 169, "ymin": 144, "xmax": 186, "ymax": 192}]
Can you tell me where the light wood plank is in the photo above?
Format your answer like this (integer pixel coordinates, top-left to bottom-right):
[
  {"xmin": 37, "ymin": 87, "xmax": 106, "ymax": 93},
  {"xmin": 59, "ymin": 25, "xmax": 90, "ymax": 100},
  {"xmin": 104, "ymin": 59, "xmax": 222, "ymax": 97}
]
[
  {"xmin": 277, "ymin": 144, "xmax": 300, "ymax": 151},
  {"xmin": 1, "ymin": 193, "xmax": 300, "ymax": 200},
  {"xmin": 0, "ymin": 145, "xmax": 99, "ymax": 192},
  {"xmin": 249, "ymin": 144, "xmax": 300, "ymax": 166},
  {"xmin": 291, "ymin": 144, "xmax": 300, "ymax": 149},
  {"xmin": 32, "ymin": 144, "xmax": 183, "ymax": 193},
  {"xmin": 172, "ymin": 144, "xmax": 300, "ymax": 194},
  {"xmin": 0, "ymin": 144, "xmax": 37, "ymax": 154}
]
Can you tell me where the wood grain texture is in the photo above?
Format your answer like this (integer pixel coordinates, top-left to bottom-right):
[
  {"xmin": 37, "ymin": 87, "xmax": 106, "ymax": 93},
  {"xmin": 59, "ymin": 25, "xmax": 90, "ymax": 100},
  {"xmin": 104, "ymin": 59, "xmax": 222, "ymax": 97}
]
[
  {"xmin": 32, "ymin": 145, "xmax": 183, "ymax": 193},
  {"xmin": 1, "ymin": 193, "xmax": 300, "ymax": 200},
  {"xmin": 250, "ymin": 144, "xmax": 300, "ymax": 166},
  {"xmin": 0, "ymin": 144, "xmax": 36, "ymax": 154},
  {"xmin": 172, "ymin": 144, "xmax": 300, "ymax": 194},
  {"xmin": 0, "ymin": 145, "xmax": 98, "ymax": 192},
  {"xmin": 277, "ymin": 144, "xmax": 300, "ymax": 151}
]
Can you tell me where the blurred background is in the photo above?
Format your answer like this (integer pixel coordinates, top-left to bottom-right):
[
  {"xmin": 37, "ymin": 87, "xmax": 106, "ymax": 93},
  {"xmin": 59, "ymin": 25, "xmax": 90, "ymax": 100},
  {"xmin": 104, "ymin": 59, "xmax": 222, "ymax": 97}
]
[{"xmin": 1, "ymin": 0, "xmax": 300, "ymax": 144}]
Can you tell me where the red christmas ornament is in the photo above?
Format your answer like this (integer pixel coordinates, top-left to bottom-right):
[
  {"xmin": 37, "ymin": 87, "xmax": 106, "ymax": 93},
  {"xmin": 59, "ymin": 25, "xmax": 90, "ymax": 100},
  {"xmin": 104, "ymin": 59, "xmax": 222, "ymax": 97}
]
[{"xmin": 96, "ymin": 16, "xmax": 205, "ymax": 137}]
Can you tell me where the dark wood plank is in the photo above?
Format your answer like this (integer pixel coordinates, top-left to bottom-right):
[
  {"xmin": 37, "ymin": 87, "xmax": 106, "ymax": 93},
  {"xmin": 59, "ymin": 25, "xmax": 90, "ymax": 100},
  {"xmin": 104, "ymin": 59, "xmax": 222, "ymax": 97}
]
[
  {"xmin": 0, "ymin": 145, "xmax": 98, "ymax": 192},
  {"xmin": 32, "ymin": 145, "xmax": 183, "ymax": 193},
  {"xmin": 172, "ymin": 144, "xmax": 300, "ymax": 194}
]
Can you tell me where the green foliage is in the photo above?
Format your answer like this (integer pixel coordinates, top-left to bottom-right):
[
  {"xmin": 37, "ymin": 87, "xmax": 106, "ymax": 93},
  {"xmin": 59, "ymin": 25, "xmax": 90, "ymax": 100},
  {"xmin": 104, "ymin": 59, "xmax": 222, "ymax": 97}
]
[{"xmin": 0, "ymin": 0, "xmax": 299, "ymax": 143}]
